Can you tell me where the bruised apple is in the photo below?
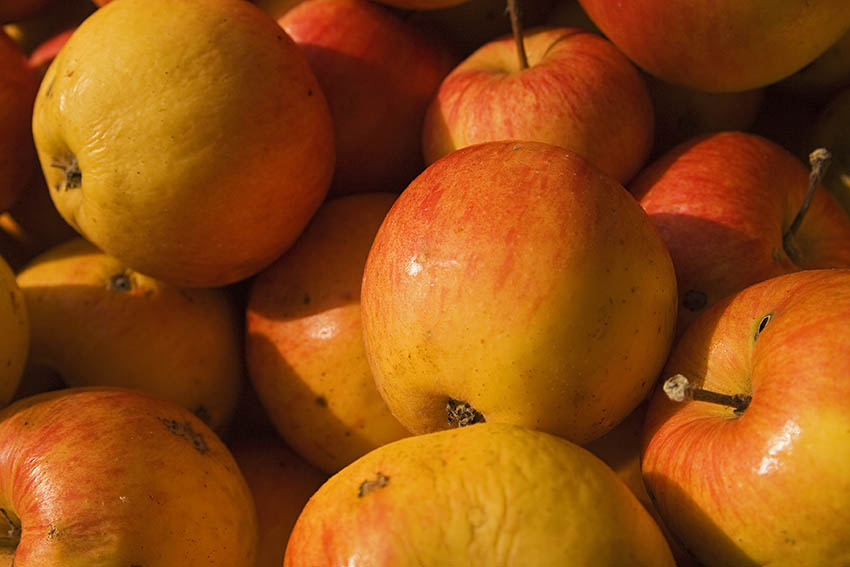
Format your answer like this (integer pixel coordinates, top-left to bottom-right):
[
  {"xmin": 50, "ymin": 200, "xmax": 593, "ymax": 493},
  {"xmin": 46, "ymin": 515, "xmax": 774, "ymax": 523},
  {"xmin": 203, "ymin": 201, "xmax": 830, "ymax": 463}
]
[
  {"xmin": 31, "ymin": 0, "xmax": 335, "ymax": 287},
  {"xmin": 285, "ymin": 423, "xmax": 675, "ymax": 565},
  {"xmin": 361, "ymin": 141, "xmax": 678, "ymax": 444}
]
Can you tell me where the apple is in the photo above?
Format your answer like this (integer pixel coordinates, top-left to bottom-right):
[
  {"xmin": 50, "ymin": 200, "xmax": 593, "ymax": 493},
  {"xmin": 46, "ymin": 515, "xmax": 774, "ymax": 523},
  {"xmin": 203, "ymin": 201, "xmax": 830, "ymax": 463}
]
[
  {"xmin": 642, "ymin": 268, "xmax": 850, "ymax": 565},
  {"xmin": 629, "ymin": 131, "xmax": 850, "ymax": 335},
  {"xmin": 273, "ymin": 0, "xmax": 456, "ymax": 195},
  {"xmin": 422, "ymin": 25, "xmax": 654, "ymax": 184},
  {"xmin": 16, "ymin": 238, "xmax": 245, "ymax": 432},
  {"xmin": 246, "ymin": 192, "xmax": 409, "ymax": 474},
  {"xmin": 577, "ymin": 0, "xmax": 850, "ymax": 92},
  {"xmin": 0, "ymin": 387, "xmax": 258, "ymax": 565},
  {"xmin": 361, "ymin": 140, "xmax": 678, "ymax": 445},
  {"xmin": 285, "ymin": 422, "xmax": 675, "ymax": 565},
  {"xmin": 809, "ymin": 85, "xmax": 850, "ymax": 216},
  {"xmin": 31, "ymin": 0, "xmax": 335, "ymax": 287},
  {"xmin": 0, "ymin": 254, "xmax": 27, "ymax": 406},
  {"xmin": 0, "ymin": 29, "xmax": 38, "ymax": 213},
  {"xmin": 774, "ymin": 28, "xmax": 850, "ymax": 104},
  {"xmin": 229, "ymin": 433, "xmax": 327, "ymax": 567}
]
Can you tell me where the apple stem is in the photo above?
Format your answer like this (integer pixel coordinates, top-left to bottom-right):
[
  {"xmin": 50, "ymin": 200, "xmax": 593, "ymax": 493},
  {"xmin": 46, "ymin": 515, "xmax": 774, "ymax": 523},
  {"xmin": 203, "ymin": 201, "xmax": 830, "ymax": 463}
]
[
  {"xmin": 507, "ymin": 0, "xmax": 529, "ymax": 70},
  {"xmin": 782, "ymin": 147, "xmax": 832, "ymax": 250},
  {"xmin": 662, "ymin": 374, "xmax": 752, "ymax": 415}
]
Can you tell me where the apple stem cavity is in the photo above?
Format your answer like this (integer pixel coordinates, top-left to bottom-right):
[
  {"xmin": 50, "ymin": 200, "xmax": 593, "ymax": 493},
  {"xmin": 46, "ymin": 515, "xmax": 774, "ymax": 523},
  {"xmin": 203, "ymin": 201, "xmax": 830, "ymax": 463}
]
[
  {"xmin": 782, "ymin": 147, "xmax": 832, "ymax": 252},
  {"xmin": 0, "ymin": 508, "xmax": 20, "ymax": 548},
  {"xmin": 447, "ymin": 398, "xmax": 486, "ymax": 427},
  {"xmin": 663, "ymin": 374, "xmax": 752, "ymax": 415},
  {"xmin": 507, "ymin": 0, "xmax": 529, "ymax": 70}
]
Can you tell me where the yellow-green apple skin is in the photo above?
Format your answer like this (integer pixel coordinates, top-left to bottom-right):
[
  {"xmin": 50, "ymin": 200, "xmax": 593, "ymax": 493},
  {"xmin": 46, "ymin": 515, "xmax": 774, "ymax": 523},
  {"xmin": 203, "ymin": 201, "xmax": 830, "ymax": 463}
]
[
  {"xmin": 361, "ymin": 140, "xmax": 678, "ymax": 445},
  {"xmin": 0, "ymin": 30, "xmax": 37, "ymax": 213},
  {"xmin": 247, "ymin": 193, "xmax": 409, "ymax": 474},
  {"xmin": 31, "ymin": 0, "xmax": 335, "ymax": 288},
  {"xmin": 0, "ymin": 387, "xmax": 258, "ymax": 566},
  {"xmin": 0, "ymin": 254, "xmax": 27, "ymax": 406},
  {"xmin": 629, "ymin": 131, "xmax": 850, "ymax": 335},
  {"xmin": 810, "ymin": 86, "xmax": 850, "ymax": 216},
  {"xmin": 642, "ymin": 269, "xmax": 850, "ymax": 566},
  {"xmin": 229, "ymin": 434, "xmax": 328, "ymax": 567},
  {"xmin": 16, "ymin": 238, "xmax": 244, "ymax": 431},
  {"xmin": 276, "ymin": 0, "xmax": 457, "ymax": 195},
  {"xmin": 285, "ymin": 423, "xmax": 675, "ymax": 566},
  {"xmin": 577, "ymin": 0, "xmax": 850, "ymax": 92},
  {"xmin": 423, "ymin": 26, "xmax": 654, "ymax": 185}
]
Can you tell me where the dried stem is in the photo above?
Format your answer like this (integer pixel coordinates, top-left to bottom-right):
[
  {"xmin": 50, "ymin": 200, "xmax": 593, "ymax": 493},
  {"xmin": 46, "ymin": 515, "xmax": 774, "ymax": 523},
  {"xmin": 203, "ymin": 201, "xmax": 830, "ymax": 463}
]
[
  {"xmin": 663, "ymin": 374, "xmax": 751, "ymax": 415},
  {"xmin": 783, "ymin": 147, "xmax": 832, "ymax": 249},
  {"xmin": 507, "ymin": 0, "xmax": 529, "ymax": 70}
]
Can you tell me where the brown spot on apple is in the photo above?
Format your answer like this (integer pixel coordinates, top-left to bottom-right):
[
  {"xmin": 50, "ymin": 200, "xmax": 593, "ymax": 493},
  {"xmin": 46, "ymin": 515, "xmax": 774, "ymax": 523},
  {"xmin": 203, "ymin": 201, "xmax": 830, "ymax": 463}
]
[
  {"xmin": 358, "ymin": 472, "xmax": 389, "ymax": 497},
  {"xmin": 682, "ymin": 290, "xmax": 707, "ymax": 311},
  {"xmin": 159, "ymin": 417, "xmax": 209, "ymax": 454}
]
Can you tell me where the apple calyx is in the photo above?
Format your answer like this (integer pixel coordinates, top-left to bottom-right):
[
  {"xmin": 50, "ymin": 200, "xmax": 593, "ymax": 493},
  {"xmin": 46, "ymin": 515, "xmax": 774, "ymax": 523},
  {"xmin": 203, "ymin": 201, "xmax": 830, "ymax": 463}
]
[
  {"xmin": 0, "ymin": 508, "xmax": 21, "ymax": 549},
  {"xmin": 663, "ymin": 374, "xmax": 752, "ymax": 415},
  {"xmin": 507, "ymin": 0, "xmax": 529, "ymax": 70},
  {"xmin": 782, "ymin": 147, "xmax": 832, "ymax": 254},
  {"xmin": 49, "ymin": 153, "xmax": 82, "ymax": 191},
  {"xmin": 447, "ymin": 398, "xmax": 485, "ymax": 427}
]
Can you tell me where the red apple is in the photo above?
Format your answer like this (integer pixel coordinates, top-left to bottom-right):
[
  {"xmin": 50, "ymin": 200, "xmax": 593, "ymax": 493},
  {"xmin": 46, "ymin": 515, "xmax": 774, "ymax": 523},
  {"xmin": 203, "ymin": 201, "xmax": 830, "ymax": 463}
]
[
  {"xmin": 577, "ymin": 0, "xmax": 850, "ymax": 92},
  {"xmin": 0, "ymin": 387, "xmax": 258, "ymax": 565},
  {"xmin": 274, "ymin": 0, "xmax": 457, "ymax": 195},
  {"xmin": 361, "ymin": 140, "xmax": 678, "ymax": 445},
  {"xmin": 642, "ymin": 268, "xmax": 850, "ymax": 565},
  {"xmin": 629, "ymin": 131, "xmax": 850, "ymax": 335},
  {"xmin": 423, "ymin": 25, "xmax": 654, "ymax": 184}
]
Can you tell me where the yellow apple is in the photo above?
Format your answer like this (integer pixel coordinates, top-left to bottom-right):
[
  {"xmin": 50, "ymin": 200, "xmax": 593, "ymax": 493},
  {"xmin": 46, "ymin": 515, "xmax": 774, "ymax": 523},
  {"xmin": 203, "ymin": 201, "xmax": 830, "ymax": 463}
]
[
  {"xmin": 31, "ymin": 0, "xmax": 335, "ymax": 287},
  {"xmin": 0, "ymin": 253, "xmax": 27, "ymax": 406}
]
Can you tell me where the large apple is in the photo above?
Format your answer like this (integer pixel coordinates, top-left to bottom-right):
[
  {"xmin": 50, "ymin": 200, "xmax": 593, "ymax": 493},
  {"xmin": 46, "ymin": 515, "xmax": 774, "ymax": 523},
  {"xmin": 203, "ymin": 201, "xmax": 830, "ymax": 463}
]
[
  {"xmin": 32, "ymin": 0, "xmax": 335, "ymax": 287},
  {"xmin": 16, "ymin": 238, "xmax": 245, "ymax": 431},
  {"xmin": 0, "ymin": 387, "xmax": 258, "ymax": 565},
  {"xmin": 247, "ymin": 193, "xmax": 409, "ymax": 474},
  {"xmin": 286, "ymin": 422, "xmax": 675, "ymax": 565},
  {"xmin": 422, "ymin": 25, "xmax": 654, "ymax": 184},
  {"xmin": 0, "ymin": 29, "xmax": 37, "ymax": 213},
  {"xmin": 361, "ymin": 140, "xmax": 678, "ymax": 445},
  {"xmin": 629, "ymin": 131, "xmax": 850, "ymax": 334},
  {"xmin": 642, "ymin": 268, "xmax": 850, "ymax": 565},
  {"xmin": 0, "ymin": 254, "xmax": 27, "ymax": 406},
  {"xmin": 273, "ymin": 0, "xmax": 457, "ymax": 195},
  {"xmin": 577, "ymin": 0, "xmax": 850, "ymax": 92}
]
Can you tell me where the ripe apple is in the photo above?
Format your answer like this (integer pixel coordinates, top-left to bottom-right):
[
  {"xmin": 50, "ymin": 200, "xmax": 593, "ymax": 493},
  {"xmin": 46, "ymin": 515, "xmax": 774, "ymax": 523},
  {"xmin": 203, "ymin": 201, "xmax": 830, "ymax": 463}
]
[
  {"xmin": 16, "ymin": 238, "xmax": 245, "ymax": 432},
  {"xmin": 577, "ymin": 0, "xmax": 850, "ymax": 92},
  {"xmin": 285, "ymin": 422, "xmax": 675, "ymax": 565},
  {"xmin": 229, "ymin": 434, "xmax": 327, "ymax": 567},
  {"xmin": 0, "ymin": 254, "xmax": 27, "ymax": 406},
  {"xmin": 422, "ymin": 25, "xmax": 654, "ymax": 184},
  {"xmin": 774, "ymin": 29, "xmax": 850, "ymax": 104},
  {"xmin": 629, "ymin": 131, "xmax": 850, "ymax": 335},
  {"xmin": 810, "ymin": 85, "xmax": 850, "ymax": 215},
  {"xmin": 272, "ymin": 0, "xmax": 456, "ymax": 195},
  {"xmin": 247, "ymin": 193, "xmax": 409, "ymax": 474},
  {"xmin": 0, "ymin": 29, "xmax": 37, "ymax": 213},
  {"xmin": 361, "ymin": 140, "xmax": 678, "ymax": 445},
  {"xmin": 642, "ymin": 268, "xmax": 850, "ymax": 566},
  {"xmin": 0, "ymin": 387, "xmax": 258, "ymax": 565},
  {"xmin": 32, "ymin": 0, "xmax": 335, "ymax": 287}
]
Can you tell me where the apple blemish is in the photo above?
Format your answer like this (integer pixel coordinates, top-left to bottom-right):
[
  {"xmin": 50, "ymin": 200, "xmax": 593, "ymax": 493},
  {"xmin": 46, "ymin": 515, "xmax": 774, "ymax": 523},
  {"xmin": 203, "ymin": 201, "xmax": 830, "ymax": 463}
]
[
  {"xmin": 49, "ymin": 153, "xmax": 82, "ymax": 192},
  {"xmin": 158, "ymin": 417, "xmax": 210, "ymax": 454},
  {"xmin": 358, "ymin": 472, "xmax": 389, "ymax": 497},
  {"xmin": 682, "ymin": 290, "xmax": 708, "ymax": 312},
  {"xmin": 446, "ymin": 398, "xmax": 485, "ymax": 427}
]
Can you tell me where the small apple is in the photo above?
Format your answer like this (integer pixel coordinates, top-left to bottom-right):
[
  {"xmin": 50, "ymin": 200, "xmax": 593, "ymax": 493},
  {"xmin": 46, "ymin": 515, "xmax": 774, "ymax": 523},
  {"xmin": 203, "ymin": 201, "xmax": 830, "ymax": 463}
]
[
  {"xmin": 275, "ymin": 0, "xmax": 457, "ymax": 195},
  {"xmin": 32, "ymin": 0, "xmax": 335, "ymax": 287},
  {"xmin": 642, "ymin": 268, "xmax": 850, "ymax": 565},
  {"xmin": 629, "ymin": 131, "xmax": 850, "ymax": 335},
  {"xmin": 423, "ymin": 25, "xmax": 654, "ymax": 184},
  {"xmin": 0, "ymin": 387, "xmax": 258, "ymax": 565},
  {"xmin": 577, "ymin": 0, "xmax": 850, "ymax": 92},
  {"xmin": 285, "ymin": 422, "xmax": 675, "ymax": 565},
  {"xmin": 247, "ymin": 193, "xmax": 409, "ymax": 474},
  {"xmin": 361, "ymin": 140, "xmax": 678, "ymax": 445},
  {"xmin": 0, "ymin": 253, "xmax": 27, "ymax": 406},
  {"xmin": 16, "ymin": 238, "xmax": 245, "ymax": 432}
]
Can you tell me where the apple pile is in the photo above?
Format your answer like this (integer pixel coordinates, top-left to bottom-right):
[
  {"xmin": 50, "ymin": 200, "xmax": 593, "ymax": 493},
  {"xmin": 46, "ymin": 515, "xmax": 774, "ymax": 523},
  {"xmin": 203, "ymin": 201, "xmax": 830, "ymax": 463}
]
[{"xmin": 1, "ymin": 0, "xmax": 850, "ymax": 565}]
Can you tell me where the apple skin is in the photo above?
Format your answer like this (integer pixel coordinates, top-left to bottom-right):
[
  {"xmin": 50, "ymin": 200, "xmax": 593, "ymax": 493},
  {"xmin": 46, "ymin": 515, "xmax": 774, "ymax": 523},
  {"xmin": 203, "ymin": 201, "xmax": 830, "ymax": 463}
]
[
  {"xmin": 246, "ymin": 193, "xmax": 409, "ymax": 474},
  {"xmin": 0, "ymin": 387, "xmax": 258, "ymax": 566},
  {"xmin": 629, "ymin": 131, "xmax": 850, "ymax": 335},
  {"xmin": 774, "ymin": 29, "xmax": 850, "ymax": 104},
  {"xmin": 642, "ymin": 269, "xmax": 850, "ymax": 566},
  {"xmin": 285, "ymin": 423, "xmax": 675, "ymax": 566},
  {"xmin": 276, "ymin": 0, "xmax": 456, "ymax": 195},
  {"xmin": 16, "ymin": 238, "xmax": 245, "ymax": 432},
  {"xmin": 32, "ymin": 0, "xmax": 335, "ymax": 288},
  {"xmin": 361, "ymin": 140, "xmax": 678, "ymax": 445},
  {"xmin": 577, "ymin": 0, "xmax": 850, "ymax": 92},
  {"xmin": 0, "ymin": 254, "xmax": 28, "ymax": 406},
  {"xmin": 423, "ymin": 26, "xmax": 654, "ymax": 185}
]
